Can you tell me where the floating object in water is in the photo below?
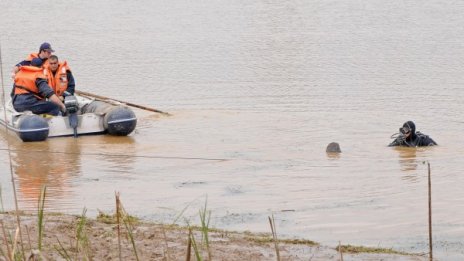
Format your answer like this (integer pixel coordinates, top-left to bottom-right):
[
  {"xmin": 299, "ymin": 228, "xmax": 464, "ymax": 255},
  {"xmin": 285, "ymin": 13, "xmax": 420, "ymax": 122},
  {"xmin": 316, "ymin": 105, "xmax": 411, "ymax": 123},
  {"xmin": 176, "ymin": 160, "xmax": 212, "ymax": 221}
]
[{"xmin": 326, "ymin": 142, "xmax": 341, "ymax": 153}]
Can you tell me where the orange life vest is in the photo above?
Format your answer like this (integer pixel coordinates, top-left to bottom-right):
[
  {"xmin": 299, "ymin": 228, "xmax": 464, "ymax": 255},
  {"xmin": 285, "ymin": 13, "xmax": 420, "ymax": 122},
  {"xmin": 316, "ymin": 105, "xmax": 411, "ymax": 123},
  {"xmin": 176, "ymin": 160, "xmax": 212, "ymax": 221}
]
[
  {"xmin": 14, "ymin": 66, "xmax": 47, "ymax": 99},
  {"xmin": 44, "ymin": 61, "xmax": 71, "ymax": 96},
  {"xmin": 25, "ymin": 53, "xmax": 49, "ymax": 67},
  {"xmin": 25, "ymin": 53, "xmax": 39, "ymax": 61}
]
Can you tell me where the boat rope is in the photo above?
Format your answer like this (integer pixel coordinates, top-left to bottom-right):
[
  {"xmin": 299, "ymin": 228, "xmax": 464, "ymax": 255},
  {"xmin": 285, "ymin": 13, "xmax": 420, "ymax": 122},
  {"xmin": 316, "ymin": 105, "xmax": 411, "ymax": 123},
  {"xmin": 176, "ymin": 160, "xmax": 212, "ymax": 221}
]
[
  {"xmin": 0, "ymin": 147, "xmax": 229, "ymax": 162},
  {"xmin": 0, "ymin": 39, "xmax": 27, "ymax": 258}
]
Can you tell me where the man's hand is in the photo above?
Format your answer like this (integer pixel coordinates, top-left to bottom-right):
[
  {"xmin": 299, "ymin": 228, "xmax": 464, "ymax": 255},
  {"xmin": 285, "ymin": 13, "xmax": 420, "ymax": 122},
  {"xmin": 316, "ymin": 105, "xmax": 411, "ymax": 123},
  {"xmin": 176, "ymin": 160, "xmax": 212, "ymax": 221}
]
[
  {"xmin": 11, "ymin": 66, "xmax": 19, "ymax": 80},
  {"xmin": 60, "ymin": 105, "xmax": 68, "ymax": 116},
  {"xmin": 48, "ymin": 94, "xmax": 67, "ymax": 115}
]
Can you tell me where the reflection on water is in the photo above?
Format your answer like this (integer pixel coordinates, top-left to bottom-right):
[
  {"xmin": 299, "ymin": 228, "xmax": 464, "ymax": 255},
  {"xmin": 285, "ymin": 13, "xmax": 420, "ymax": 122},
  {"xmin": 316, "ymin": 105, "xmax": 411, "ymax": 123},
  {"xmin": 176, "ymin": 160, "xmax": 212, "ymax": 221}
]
[
  {"xmin": 393, "ymin": 146, "xmax": 439, "ymax": 184},
  {"xmin": 10, "ymin": 138, "xmax": 82, "ymax": 206},
  {"xmin": 395, "ymin": 147, "xmax": 419, "ymax": 172},
  {"xmin": 326, "ymin": 152, "xmax": 341, "ymax": 160}
]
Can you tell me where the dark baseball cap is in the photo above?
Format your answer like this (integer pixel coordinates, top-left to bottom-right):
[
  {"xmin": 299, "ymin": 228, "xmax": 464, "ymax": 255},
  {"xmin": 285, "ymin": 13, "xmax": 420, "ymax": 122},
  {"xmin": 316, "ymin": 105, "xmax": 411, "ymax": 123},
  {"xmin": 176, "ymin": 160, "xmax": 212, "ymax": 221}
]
[{"xmin": 39, "ymin": 42, "xmax": 55, "ymax": 52}]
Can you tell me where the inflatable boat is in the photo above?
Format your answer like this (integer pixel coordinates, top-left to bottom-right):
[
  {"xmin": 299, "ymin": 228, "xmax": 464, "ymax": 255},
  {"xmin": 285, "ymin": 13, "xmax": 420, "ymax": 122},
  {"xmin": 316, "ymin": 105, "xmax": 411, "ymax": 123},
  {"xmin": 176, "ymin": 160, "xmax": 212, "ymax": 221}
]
[{"xmin": 0, "ymin": 94, "xmax": 137, "ymax": 142}]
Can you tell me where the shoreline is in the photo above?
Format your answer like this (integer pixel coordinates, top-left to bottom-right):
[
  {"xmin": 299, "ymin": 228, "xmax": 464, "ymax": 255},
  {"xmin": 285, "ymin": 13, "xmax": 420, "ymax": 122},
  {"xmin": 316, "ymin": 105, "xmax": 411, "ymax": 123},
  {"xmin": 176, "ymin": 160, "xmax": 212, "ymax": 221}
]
[{"xmin": 0, "ymin": 212, "xmax": 426, "ymax": 260}]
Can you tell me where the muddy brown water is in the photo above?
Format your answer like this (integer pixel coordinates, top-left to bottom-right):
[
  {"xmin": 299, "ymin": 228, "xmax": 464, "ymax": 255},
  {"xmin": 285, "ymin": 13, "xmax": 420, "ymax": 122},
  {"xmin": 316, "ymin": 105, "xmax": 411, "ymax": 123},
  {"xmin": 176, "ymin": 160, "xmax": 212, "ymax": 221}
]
[{"xmin": 1, "ymin": 1, "xmax": 464, "ymax": 259}]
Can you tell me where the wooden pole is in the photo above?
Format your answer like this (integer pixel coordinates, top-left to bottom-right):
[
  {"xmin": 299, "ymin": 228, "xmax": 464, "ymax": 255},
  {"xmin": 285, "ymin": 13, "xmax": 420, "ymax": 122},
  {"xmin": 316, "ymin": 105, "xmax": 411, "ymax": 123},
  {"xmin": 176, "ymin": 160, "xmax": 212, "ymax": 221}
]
[
  {"xmin": 427, "ymin": 162, "xmax": 433, "ymax": 261},
  {"xmin": 75, "ymin": 90, "xmax": 171, "ymax": 116}
]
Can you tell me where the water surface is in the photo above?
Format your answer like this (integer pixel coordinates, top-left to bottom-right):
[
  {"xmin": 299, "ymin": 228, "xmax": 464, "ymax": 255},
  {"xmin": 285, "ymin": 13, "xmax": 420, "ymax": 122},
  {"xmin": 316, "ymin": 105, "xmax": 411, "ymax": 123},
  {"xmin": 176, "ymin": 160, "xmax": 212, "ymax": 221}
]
[{"xmin": 1, "ymin": 0, "xmax": 464, "ymax": 259}]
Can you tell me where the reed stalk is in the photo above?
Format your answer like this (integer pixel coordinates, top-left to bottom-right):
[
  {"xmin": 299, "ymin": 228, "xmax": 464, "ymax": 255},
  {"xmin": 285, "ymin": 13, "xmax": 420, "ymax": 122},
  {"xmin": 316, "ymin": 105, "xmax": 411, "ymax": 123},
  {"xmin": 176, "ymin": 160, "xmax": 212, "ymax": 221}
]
[
  {"xmin": 75, "ymin": 207, "xmax": 91, "ymax": 261},
  {"xmin": 0, "ymin": 246, "xmax": 7, "ymax": 261},
  {"xmin": 25, "ymin": 225, "xmax": 32, "ymax": 252},
  {"xmin": 122, "ymin": 217, "xmax": 139, "ymax": 261},
  {"xmin": 115, "ymin": 192, "xmax": 139, "ymax": 261},
  {"xmin": 172, "ymin": 198, "xmax": 197, "ymax": 225},
  {"xmin": 1, "ymin": 220, "xmax": 13, "ymax": 261},
  {"xmin": 188, "ymin": 227, "xmax": 202, "ymax": 261},
  {"xmin": 161, "ymin": 225, "xmax": 171, "ymax": 261},
  {"xmin": 338, "ymin": 241, "xmax": 343, "ymax": 261},
  {"xmin": 54, "ymin": 236, "xmax": 72, "ymax": 261},
  {"xmin": 185, "ymin": 231, "xmax": 192, "ymax": 261},
  {"xmin": 37, "ymin": 186, "xmax": 47, "ymax": 251},
  {"xmin": 268, "ymin": 215, "xmax": 280, "ymax": 261},
  {"xmin": 12, "ymin": 227, "xmax": 19, "ymax": 261},
  {"xmin": 115, "ymin": 192, "xmax": 122, "ymax": 261},
  {"xmin": 198, "ymin": 199, "xmax": 211, "ymax": 260},
  {"xmin": 0, "ymin": 184, "xmax": 5, "ymax": 213}
]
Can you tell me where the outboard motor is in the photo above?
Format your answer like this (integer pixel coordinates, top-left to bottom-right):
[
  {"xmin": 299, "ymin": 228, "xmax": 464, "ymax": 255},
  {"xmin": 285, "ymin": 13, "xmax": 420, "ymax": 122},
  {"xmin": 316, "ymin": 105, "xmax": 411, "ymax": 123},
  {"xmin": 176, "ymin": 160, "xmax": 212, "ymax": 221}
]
[{"xmin": 64, "ymin": 95, "xmax": 79, "ymax": 137}]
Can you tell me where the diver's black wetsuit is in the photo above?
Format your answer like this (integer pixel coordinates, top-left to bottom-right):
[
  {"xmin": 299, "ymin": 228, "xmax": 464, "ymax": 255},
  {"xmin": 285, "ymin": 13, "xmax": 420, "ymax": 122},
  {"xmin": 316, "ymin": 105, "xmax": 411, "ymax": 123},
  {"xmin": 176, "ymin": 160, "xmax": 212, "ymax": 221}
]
[{"xmin": 388, "ymin": 121, "xmax": 437, "ymax": 147}]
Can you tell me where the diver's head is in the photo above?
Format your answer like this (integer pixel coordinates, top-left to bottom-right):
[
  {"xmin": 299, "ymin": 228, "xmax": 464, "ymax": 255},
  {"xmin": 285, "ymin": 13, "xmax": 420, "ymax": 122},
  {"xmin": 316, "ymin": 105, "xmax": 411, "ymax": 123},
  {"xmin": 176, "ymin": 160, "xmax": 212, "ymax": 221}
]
[{"xmin": 399, "ymin": 121, "xmax": 416, "ymax": 139}]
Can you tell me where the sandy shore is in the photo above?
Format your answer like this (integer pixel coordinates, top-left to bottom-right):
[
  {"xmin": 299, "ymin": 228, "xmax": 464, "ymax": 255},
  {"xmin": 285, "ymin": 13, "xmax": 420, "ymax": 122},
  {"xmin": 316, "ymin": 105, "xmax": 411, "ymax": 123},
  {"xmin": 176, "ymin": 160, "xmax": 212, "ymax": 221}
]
[{"xmin": 0, "ymin": 212, "xmax": 427, "ymax": 261}]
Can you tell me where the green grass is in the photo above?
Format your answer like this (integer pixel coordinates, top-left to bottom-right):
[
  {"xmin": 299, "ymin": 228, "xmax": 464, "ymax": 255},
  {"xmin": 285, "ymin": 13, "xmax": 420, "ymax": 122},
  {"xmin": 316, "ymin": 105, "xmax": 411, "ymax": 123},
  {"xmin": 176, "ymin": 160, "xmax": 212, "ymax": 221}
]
[
  {"xmin": 198, "ymin": 198, "xmax": 212, "ymax": 260},
  {"xmin": 75, "ymin": 207, "xmax": 91, "ymax": 260},
  {"xmin": 37, "ymin": 186, "xmax": 47, "ymax": 250},
  {"xmin": 115, "ymin": 193, "xmax": 140, "ymax": 261},
  {"xmin": 336, "ymin": 244, "xmax": 410, "ymax": 255},
  {"xmin": 0, "ymin": 191, "xmax": 424, "ymax": 260},
  {"xmin": 96, "ymin": 209, "xmax": 139, "ymax": 224}
]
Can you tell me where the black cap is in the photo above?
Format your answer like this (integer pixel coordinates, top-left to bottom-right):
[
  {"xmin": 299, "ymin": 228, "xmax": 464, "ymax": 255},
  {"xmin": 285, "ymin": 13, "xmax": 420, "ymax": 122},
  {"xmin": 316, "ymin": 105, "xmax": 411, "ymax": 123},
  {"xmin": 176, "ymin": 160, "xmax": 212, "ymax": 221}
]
[{"xmin": 39, "ymin": 42, "xmax": 55, "ymax": 52}]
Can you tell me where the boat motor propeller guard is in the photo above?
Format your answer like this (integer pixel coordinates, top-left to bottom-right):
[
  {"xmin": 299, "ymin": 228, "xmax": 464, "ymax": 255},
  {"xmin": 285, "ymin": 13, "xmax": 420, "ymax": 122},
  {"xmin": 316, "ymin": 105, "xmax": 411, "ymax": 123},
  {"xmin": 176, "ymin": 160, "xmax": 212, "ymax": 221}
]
[
  {"xmin": 64, "ymin": 95, "xmax": 79, "ymax": 114},
  {"xmin": 64, "ymin": 95, "xmax": 79, "ymax": 137}
]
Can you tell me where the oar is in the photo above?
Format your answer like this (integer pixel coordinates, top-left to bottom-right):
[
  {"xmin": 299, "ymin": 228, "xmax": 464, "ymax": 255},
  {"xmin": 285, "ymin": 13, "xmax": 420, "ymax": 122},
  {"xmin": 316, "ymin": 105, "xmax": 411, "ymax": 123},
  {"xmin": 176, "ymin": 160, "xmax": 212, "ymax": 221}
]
[{"xmin": 75, "ymin": 90, "xmax": 171, "ymax": 116}]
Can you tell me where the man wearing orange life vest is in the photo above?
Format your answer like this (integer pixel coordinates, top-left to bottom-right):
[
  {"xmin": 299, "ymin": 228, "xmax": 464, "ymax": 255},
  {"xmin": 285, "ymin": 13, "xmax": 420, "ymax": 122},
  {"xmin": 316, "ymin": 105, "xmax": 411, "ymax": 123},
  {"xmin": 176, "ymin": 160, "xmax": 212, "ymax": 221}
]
[
  {"xmin": 44, "ymin": 55, "xmax": 76, "ymax": 100},
  {"xmin": 12, "ymin": 58, "xmax": 66, "ymax": 116},
  {"xmin": 11, "ymin": 42, "xmax": 54, "ymax": 79}
]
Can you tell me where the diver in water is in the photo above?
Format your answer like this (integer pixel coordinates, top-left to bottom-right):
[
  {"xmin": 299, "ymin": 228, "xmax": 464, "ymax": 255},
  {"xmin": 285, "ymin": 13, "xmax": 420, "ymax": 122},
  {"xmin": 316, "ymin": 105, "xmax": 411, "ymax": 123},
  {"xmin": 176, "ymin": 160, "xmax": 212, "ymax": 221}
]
[{"xmin": 389, "ymin": 121, "xmax": 437, "ymax": 147}]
